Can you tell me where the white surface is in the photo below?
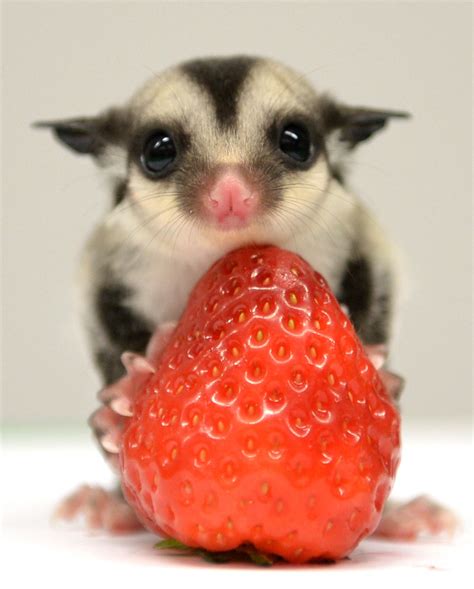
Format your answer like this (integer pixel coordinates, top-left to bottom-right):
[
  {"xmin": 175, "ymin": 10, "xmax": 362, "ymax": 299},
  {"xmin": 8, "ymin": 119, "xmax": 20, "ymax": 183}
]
[{"xmin": 1, "ymin": 421, "xmax": 472, "ymax": 587}]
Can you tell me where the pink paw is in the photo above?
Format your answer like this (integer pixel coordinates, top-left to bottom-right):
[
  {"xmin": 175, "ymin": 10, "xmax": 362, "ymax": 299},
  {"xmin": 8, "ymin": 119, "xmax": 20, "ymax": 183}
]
[
  {"xmin": 57, "ymin": 323, "xmax": 178, "ymax": 533},
  {"xmin": 90, "ymin": 322, "xmax": 176, "ymax": 472},
  {"xmin": 374, "ymin": 495, "xmax": 459, "ymax": 541}
]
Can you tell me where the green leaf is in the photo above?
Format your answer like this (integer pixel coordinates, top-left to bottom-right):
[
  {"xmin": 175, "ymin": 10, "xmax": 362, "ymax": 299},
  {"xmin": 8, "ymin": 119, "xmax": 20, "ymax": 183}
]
[
  {"xmin": 154, "ymin": 537, "xmax": 277, "ymax": 566},
  {"xmin": 196, "ymin": 549, "xmax": 234, "ymax": 563},
  {"xmin": 154, "ymin": 538, "xmax": 191, "ymax": 551},
  {"xmin": 238, "ymin": 545, "xmax": 275, "ymax": 566}
]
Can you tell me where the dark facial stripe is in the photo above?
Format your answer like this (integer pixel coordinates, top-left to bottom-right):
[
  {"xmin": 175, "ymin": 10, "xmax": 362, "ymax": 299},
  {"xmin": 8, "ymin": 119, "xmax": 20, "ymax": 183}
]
[{"xmin": 181, "ymin": 56, "xmax": 258, "ymax": 128}]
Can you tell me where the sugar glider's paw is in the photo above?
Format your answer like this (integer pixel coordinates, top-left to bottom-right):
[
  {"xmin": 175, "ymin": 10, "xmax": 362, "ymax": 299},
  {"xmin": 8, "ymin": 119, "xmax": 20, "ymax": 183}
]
[
  {"xmin": 71, "ymin": 324, "xmax": 178, "ymax": 532},
  {"xmin": 54, "ymin": 484, "xmax": 143, "ymax": 534},
  {"xmin": 91, "ymin": 321, "xmax": 177, "ymax": 472},
  {"xmin": 98, "ymin": 320, "xmax": 177, "ymax": 415},
  {"xmin": 374, "ymin": 495, "xmax": 459, "ymax": 541}
]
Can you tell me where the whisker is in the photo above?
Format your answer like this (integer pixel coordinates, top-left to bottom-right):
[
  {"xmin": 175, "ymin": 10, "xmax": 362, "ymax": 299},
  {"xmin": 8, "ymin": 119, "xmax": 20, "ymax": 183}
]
[
  {"xmin": 117, "ymin": 204, "xmax": 181, "ymax": 253},
  {"xmin": 170, "ymin": 213, "xmax": 191, "ymax": 256},
  {"xmin": 283, "ymin": 195, "xmax": 355, "ymax": 243},
  {"xmin": 274, "ymin": 180, "xmax": 355, "ymax": 208},
  {"xmin": 130, "ymin": 209, "xmax": 185, "ymax": 263},
  {"xmin": 275, "ymin": 178, "xmax": 383, "ymax": 230},
  {"xmin": 108, "ymin": 191, "xmax": 181, "ymax": 218},
  {"xmin": 273, "ymin": 202, "xmax": 323, "ymax": 243},
  {"xmin": 271, "ymin": 187, "xmax": 356, "ymax": 248},
  {"xmin": 160, "ymin": 210, "xmax": 187, "ymax": 247}
]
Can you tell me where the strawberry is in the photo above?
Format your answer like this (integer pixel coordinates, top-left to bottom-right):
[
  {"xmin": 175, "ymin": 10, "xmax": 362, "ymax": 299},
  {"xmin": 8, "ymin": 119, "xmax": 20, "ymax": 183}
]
[{"xmin": 119, "ymin": 245, "xmax": 401, "ymax": 563}]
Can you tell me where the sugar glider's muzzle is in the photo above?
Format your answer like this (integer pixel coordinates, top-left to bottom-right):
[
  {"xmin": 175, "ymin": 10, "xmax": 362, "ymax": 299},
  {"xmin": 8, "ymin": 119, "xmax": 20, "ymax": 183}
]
[{"xmin": 202, "ymin": 166, "xmax": 259, "ymax": 230}]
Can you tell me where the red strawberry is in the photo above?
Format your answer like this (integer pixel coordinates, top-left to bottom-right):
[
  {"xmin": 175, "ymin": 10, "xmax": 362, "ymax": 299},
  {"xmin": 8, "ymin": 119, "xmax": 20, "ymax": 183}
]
[{"xmin": 119, "ymin": 245, "xmax": 401, "ymax": 563}]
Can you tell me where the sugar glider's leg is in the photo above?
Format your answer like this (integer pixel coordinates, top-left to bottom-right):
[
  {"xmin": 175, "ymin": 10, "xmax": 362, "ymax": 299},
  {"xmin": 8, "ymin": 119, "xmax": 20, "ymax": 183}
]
[
  {"xmin": 55, "ymin": 323, "xmax": 176, "ymax": 533},
  {"xmin": 93, "ymin": 321, "xmax": 176, "ymax": 459}
]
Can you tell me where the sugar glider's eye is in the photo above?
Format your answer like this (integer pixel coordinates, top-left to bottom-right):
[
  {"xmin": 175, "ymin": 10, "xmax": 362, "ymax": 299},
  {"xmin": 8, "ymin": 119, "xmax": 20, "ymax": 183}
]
[
  {"xmin": 279, "ymin": 124, "xmax": 312, "ymax": 163},
  {"xmin": 141, "ymin": 131, "xmax": 177, "ymax": 176}
]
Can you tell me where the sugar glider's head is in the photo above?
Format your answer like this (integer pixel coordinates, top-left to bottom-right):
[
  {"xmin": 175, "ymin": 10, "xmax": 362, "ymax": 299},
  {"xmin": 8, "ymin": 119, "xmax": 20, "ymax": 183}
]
[{"xmin": 38, "ymin": 56, "xmax": 408, "ymax": 248}]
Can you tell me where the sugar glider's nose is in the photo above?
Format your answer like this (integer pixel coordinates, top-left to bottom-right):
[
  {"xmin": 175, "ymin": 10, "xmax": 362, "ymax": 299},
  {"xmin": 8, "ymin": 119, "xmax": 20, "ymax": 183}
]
[{"xmin": 203, "ymin": 167, "xmax": 259, "ymax": 230}]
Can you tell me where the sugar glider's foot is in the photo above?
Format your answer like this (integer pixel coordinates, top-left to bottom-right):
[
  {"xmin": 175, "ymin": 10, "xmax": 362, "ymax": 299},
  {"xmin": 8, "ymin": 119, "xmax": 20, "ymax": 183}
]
[
  {"xmin": 67, "ymin": 324, "xmax": 178, "ymax": 533},
  {"xmin": 54, "ymin": 484, "xmax": 143, "ymax": 534},
  {"xmin": 374, "ymin": 495, "xmax": 459, "ymax": 541}
]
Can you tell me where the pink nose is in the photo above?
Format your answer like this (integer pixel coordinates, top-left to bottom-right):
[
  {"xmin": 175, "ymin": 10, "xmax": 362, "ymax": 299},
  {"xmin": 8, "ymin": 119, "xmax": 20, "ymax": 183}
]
[{"xmin": 205, "ymin": 170, "xmax": 258, "ymax": 228}]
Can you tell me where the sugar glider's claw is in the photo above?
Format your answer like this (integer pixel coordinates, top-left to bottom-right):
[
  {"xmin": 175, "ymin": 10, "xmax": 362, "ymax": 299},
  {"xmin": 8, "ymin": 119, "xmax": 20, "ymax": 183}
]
[
  {"xmin": 100, "ymin": 430, "xmax": 121, "ymax": 454},
  {"xmin": 89, "ymin": 405, "xmax": 124, "ymax": 466},
  {"xmin": 98, "ymin": 350, "xmax": 157, "ymax": 418},
  {"xmin": 98, "ymin": 377, "xmax": 134, "ymax": 417},
  {"xmin": 89, "ymin": 404, "xmax": 122, "ymax": 435},
  {"xmin": 109, "ymin": 396, "xmax": 133, "ymax": 418},
  {"xmin": 121, "ymin": 351, "xmax": 156, "ymax": 376}
]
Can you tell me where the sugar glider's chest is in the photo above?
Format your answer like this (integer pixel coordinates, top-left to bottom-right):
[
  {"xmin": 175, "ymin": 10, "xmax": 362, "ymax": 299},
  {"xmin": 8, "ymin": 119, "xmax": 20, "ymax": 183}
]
[
  {"xmin": 122, "ymin": 233, "xmax": 350, "ymax": 329},
  {"xmin": 126, "ymin": 253, "xmax": 214, "ymax": 326}
]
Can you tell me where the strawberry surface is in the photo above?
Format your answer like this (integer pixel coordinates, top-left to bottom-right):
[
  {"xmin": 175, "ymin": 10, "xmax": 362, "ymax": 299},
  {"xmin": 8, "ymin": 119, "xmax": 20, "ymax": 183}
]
[{"xmin": 120, "ymin": 245, "xmax": 401, "ymax": 563}]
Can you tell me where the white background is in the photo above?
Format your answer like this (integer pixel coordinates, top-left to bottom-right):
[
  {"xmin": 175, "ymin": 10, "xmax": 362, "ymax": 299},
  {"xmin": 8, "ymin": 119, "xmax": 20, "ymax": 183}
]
[{"xmin": 2, "ymin": 0, "xmax": 472, "ymax": 424}]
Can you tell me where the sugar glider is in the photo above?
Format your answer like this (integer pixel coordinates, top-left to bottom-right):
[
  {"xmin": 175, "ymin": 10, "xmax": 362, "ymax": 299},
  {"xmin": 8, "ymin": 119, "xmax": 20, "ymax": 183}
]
[{"xmin": 38, "ymin": 56, "xmax": 456, "ymax": 538}]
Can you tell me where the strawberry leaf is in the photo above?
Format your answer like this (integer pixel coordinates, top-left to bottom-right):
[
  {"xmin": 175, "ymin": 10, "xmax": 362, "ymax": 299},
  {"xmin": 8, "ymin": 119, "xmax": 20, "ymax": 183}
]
[
  {"xmin": 195, "ymin": 549, "xmax": 234, "ymax": 563},
  {"xmin": 237, "ymin": 545, "xmax": 275, "ymax": 566},
  {"xmin": 155, "ymin": 538, "xmax": 191, "ymax": 551},
  {"xmin": 154, "ymin": 538, "xmax": 276, "ymax": 566}
]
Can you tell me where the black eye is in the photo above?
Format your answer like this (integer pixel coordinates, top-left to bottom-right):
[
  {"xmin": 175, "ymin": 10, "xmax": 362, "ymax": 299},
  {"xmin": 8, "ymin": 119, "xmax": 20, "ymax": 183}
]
[
  {"xmin": 141, "ymin": 131, "xmax": 177, "ymax": 176},
  {"xmin": 279, "ymin": 124, "xmax": 312, "ymax": 163}
]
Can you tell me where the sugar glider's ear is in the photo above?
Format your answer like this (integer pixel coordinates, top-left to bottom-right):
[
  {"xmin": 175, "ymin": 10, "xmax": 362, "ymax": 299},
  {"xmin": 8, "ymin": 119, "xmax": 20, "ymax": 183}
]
[
  {"xmin": 319, "ymin": 96, "xmax": 410, "ymax": 180},
  {"xmin": 33, "ymin": 108, "xmax": 129, "ymax": 156}
]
